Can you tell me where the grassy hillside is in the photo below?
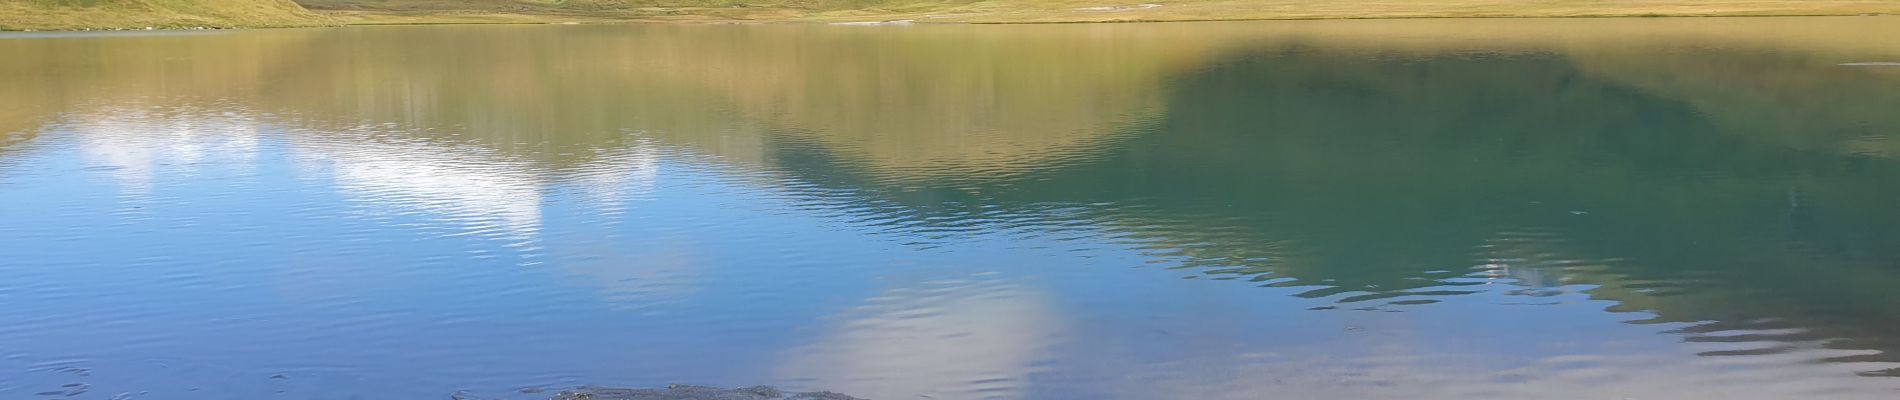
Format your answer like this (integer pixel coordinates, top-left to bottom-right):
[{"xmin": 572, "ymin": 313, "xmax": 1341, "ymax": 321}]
[
  {"xmin": 294, "ymin": 0, "xmax": 970, "ymax": 24},
  {"xmin": 2, "ymin": 0, "xmax": 1898, "ymax": 30},
  {"xmin": 296, "ymin": 0, "xmax": 1900, "ymax": 24},
  {"xmin": 0, "ymin": 0, "xmax": 330, "ymax": 30}
]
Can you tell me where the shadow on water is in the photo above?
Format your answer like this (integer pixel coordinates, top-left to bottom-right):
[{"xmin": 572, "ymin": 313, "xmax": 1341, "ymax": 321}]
[{"xmin": 746, "ymin": 31, "xmax": 1900, "ymax": 373}]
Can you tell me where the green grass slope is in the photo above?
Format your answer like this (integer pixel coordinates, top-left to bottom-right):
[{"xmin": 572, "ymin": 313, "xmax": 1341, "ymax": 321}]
[{"xmin": 0, "ymin": 0, "xmax": 330, "ymax": 30}]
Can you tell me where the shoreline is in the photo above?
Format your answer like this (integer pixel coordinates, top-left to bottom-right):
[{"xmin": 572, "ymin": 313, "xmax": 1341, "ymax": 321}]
[
  {"xmin": 954, "ymin": 11, "xmax": 1896, "ymax": 24},
  {"xmin": 548, "ymin": 385, "xmax": 863, "ymax": 400},
  {"xmin": 2, "ymin": 6, "xmax": 1896, "ymax": 32}
]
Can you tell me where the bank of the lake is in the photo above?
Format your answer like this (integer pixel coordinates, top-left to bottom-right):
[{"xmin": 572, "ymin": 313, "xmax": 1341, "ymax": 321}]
[
  {"xmin": 310, "ymin": 0, "xmax": 1900, "ymax": 25},
  {"xmin": 0, "ymin": 0, "xmax": 330, "ymax": 31},
  {"xmin": 4, "ymin": 0, "xmax": 1900, "ymax": 31},
  {"xmin": 547, "ymin": 385, "xmax": 863, "ymax": 400}
]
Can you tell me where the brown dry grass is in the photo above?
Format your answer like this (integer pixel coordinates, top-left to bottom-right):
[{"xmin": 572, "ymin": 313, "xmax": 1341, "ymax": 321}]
[
  {"xmin": 301, "ymin": 0, "xmax": 1900, "ymax": 24},
  {"xmin": 4, "ymin": 0, "xmax": 1898, "ymax": 30},
  {"xmin": 0, "ymin": 0, "xmax": 330, "ymax": 30}
]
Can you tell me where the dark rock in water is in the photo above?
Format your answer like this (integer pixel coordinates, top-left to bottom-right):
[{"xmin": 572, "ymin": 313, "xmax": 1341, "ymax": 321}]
[{"xmin": 549, "ymin": 385, "xmax": 864, "ymax": 400}]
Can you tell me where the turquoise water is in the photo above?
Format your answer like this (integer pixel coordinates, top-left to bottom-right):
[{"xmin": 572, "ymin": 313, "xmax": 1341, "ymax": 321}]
[{"xmin": 3, "ymin": 18, "xmax": 1900, "ymax": 399}]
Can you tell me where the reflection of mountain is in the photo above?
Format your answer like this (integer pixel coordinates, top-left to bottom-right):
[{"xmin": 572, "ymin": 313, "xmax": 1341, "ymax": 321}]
[
  {"xmin": 598, "ymin": 24, "xmax": 1201, "ymax": 182},
  {"xmin": 256, "ymin": 24, "xmax": 1222, "ymax": 182},
  {"xmin": 6, "ymin": 17, "xmax": 1900, "ymax": 380},
  {"xmin": 0, "ymin": 31, "xmax": 318, "ymax": 163},
  {"xmin": 766, "ymin": 42, "xmax": 1900, "ymax": 371},
  {"xmin": 1571, "ymin": 49, "xmax": 1900, "ymax": 157},
  {"xmin": 7, "ymin": 19, "xmax": 1897, "ymax": 169}
]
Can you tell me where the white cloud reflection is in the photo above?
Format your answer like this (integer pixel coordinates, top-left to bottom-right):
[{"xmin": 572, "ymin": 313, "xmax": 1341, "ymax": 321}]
[
  {"xmin": 778, "ymin": 276, "xmax": 1061, "ymax": 400},
  {"xmin": 71, "ymin": 105, "xmax": 260, "ymax": 198}
]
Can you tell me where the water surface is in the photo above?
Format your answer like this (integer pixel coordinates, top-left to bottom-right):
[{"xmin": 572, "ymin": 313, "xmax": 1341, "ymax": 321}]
[{"xmin": 4, "ymin": 17, "xmax": 1900, "ymax": 399}]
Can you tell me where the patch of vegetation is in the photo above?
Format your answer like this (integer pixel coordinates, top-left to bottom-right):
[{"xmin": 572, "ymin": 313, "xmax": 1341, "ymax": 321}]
[{"xmin": 0, "ymin": 0, "xmax": 331, "ymax": 30}]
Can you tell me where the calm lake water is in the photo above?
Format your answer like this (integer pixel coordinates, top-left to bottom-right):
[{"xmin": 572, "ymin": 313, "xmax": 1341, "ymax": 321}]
[{"xmin": 4, "ymin": 17, "xmax": 1900, "ymax": 400}]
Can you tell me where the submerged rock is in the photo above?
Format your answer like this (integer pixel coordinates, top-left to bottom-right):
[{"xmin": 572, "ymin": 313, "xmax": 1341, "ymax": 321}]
[{"xmin": 549, "ymin": 385, "xmax": 863, "ymax": 400}]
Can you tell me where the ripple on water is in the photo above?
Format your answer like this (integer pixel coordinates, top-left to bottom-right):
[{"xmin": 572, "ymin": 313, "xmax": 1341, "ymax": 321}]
[{"xmin": 6, "ymin": 21, "xmax": 1900, "ymax": 400}]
